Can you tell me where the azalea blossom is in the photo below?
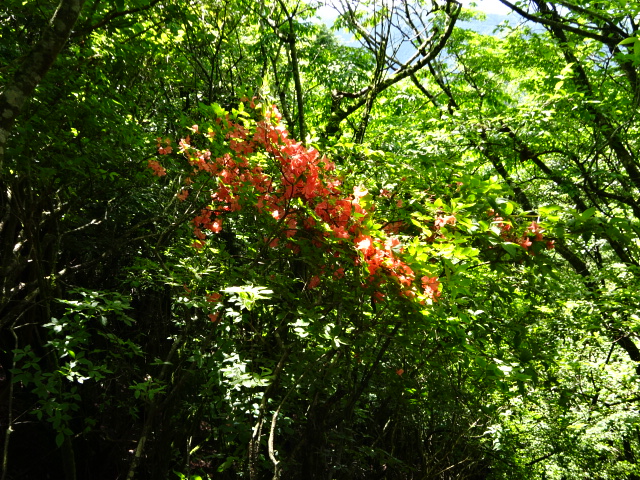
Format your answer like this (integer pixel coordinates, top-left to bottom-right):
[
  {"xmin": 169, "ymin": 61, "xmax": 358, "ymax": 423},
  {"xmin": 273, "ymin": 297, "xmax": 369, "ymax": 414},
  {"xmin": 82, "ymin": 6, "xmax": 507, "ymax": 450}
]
[
  {"xmin": 308, "ymin": 276, "xmax": 321, "ymax": 289},
  {"xmin": 148, "ymin": 160, "xmax": 167, "ymax": 177},
  {"xmin": 206, "ymin": 293, "xmax": 222, "ymax": 303},
  {"xmin": 434, "ymin": 215, "xmax": 456, "ymax": 228},
  {"xmin": 353, "ymin": 186, "xmax": 368, "ymax": 199},
  {"xmin": 177, "ymin": 189, "xmax": 189, "ymax": 201},
  {"xmin": 421, "ymin": 276, "xmax": 441, "ymax": 300}
]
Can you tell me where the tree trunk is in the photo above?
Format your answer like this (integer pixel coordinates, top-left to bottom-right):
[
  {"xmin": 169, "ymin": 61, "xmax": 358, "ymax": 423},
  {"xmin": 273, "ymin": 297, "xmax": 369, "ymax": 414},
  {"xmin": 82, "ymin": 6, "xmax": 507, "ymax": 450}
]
[{"xmin": 0, "ymin": 0, "xmax": 86, "ymax": 170}]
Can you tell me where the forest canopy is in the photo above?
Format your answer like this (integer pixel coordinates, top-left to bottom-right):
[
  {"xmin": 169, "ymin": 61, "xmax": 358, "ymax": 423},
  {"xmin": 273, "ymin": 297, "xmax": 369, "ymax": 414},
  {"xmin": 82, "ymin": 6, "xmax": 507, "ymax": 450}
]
[{"xmin": 1, "ymin": 0, "xmax": 639, "ymax": 479}]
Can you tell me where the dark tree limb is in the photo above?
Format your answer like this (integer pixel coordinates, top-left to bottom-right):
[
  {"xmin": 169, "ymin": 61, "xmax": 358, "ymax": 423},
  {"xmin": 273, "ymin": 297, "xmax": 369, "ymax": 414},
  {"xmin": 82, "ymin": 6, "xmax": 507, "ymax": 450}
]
[
  {"xmin": 324, "ymin": 0, "xmax": 461, "ymax": 138},
  {"xmin": 72, "ymin": 0, "xmax": 161, "ymax": 36},
  {"xmin": 497, "ymin": 0, "xmax": 624, "ymax": 44},
  {"xmin": 0, "ymin": 0, "xmax": 87, "ymax": 171}
]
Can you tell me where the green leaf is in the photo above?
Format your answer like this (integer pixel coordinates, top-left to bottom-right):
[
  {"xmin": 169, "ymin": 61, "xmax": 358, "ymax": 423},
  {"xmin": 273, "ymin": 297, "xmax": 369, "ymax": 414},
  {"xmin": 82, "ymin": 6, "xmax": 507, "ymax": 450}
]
[
  {"xmin": 579, "ymin": 207, "xmax": 597, "ymax": 222},
  {"xmin": 502, "ymin": 243, "xmax": 518, "ymax": 258},
  {"xmin": 618, "ymin": 36, "xmax": 638, "ymax": 45}
]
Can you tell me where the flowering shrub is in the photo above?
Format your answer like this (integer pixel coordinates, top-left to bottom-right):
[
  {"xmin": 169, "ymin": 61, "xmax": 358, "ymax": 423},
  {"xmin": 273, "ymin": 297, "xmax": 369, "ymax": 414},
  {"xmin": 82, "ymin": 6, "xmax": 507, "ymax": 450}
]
[
  {"xmin": 149, "ymin": 100, "xmax": 557, "ymax": 323},
  {"xmin": 151, "ymin": 100, "xmax": 442, "ymax": 305},
  {"xmin": 141, "ymin": 100, "xmax": 561, "ymax": 480}
]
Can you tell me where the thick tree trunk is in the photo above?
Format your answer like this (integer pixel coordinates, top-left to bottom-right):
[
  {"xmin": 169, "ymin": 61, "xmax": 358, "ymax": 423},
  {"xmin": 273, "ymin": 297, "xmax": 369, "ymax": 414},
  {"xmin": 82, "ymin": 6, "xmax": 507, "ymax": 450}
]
[{"xmin": 0, "ymin": 0, "xmax": 86, "ymax": 170}]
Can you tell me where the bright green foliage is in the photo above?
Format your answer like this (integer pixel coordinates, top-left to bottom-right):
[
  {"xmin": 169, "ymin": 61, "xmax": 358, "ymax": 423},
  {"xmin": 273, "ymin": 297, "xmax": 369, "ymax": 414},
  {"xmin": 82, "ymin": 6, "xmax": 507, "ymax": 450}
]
[{"xmin": 358, "ymin": 1, "xmax": 640, "ymax": 477}]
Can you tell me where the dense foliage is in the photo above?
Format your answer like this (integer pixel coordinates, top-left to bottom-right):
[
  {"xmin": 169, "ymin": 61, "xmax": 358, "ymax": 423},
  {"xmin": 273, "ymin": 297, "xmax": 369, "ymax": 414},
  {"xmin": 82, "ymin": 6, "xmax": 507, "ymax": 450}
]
[{"xmin": 1, "ymin": 0, "xmax": 639, "ymax": 479}]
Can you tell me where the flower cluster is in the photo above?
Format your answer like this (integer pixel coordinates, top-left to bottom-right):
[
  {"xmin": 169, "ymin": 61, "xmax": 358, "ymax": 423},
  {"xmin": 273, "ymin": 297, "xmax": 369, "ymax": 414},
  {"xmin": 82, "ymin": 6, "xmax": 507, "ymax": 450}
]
[
  {"xmin": 147, "ymin": 159, "xmax": 167, "ymax": 177},
  {"xmin": 488, "ymin": 210, "xmax": 554, "ymax": 253},
  {"xmin": 156, "ymin": 137, "xmax": 173, "ymax": 155},
  {"xmin": 151, "ymin": 101, "xmax": 441, "ymax": 303}
]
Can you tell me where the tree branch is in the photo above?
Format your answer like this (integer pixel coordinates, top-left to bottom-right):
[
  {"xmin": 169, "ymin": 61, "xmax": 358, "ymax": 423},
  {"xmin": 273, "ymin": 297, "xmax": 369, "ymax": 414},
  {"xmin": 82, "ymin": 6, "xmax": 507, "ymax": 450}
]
[
  {"xmin": 497, "ymin": 0, "xmax": 623, "ymax": 44},
  {"xmin": 72, "ymin": 0, "xmax": 162, "ymax": 36}
]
